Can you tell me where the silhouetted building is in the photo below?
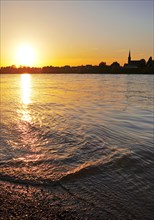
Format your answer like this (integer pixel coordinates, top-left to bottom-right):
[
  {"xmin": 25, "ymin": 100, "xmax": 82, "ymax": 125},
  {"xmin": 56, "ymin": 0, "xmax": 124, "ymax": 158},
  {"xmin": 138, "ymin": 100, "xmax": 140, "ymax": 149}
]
[{"xmin": 124, "ymin": 51, "xmax": 146, "ymax": 68}]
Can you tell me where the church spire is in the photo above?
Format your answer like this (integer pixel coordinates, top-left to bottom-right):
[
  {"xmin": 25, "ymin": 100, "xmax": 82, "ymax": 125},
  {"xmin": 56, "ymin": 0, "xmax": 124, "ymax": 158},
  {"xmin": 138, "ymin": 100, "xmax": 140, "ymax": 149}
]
[{"xmin": 128, "ymin": 50, "xmax": 131, "ymax": 64}]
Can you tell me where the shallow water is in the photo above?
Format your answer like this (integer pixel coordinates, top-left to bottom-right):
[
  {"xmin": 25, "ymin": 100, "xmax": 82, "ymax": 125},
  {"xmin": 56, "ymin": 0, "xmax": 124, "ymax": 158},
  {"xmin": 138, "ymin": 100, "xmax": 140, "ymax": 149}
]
[{"xmin": 0, "ymin": 74, "xmax": 154, "ymax": 219}]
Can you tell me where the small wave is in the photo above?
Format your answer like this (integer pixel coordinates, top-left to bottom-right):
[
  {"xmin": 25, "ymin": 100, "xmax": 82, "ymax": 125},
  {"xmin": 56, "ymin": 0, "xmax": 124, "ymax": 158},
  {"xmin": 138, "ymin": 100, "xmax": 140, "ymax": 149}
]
[
  {"xmin": 0, "ymin": 173, "xmax": 59, "ymax": 187},
  {"xmin": 0, "ymin": 145, "xmax": 132, "ymax": 186}
]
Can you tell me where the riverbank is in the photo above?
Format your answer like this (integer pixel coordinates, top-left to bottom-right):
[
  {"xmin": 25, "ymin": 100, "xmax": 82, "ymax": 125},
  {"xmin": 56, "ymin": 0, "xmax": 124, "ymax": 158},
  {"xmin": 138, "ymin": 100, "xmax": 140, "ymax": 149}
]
[{"xmin": 1, "ymin": 65, "xmax": 154, "ymax": 74}]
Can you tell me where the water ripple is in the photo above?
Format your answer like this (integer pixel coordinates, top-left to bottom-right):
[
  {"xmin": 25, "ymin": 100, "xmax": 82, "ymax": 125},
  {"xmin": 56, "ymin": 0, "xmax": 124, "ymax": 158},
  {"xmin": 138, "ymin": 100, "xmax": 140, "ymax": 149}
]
[{"xmin": 0, "ymin": 74, "xmax": 153, "ymax": 219}]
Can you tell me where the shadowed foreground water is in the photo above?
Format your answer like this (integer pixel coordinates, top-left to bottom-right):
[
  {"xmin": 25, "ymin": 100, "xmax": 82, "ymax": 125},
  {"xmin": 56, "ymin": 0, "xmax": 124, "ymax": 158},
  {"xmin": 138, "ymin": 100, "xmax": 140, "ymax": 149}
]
[{"xmin": 0, "ymin": 74, "xmax": 154, "ymax": 219}]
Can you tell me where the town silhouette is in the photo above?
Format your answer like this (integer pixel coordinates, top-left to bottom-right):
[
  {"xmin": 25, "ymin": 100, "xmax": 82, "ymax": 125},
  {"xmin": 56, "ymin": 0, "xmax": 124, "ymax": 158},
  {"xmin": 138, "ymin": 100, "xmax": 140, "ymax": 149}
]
[{"xmin": 1, "ymin": 51, "xmax": 154, "ymax": 74}]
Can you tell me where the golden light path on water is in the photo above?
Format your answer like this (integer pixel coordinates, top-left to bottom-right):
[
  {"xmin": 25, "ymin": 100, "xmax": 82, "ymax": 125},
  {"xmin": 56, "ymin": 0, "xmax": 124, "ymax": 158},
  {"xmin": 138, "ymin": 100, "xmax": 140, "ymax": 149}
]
[
  {"xmin": 18, "ymin": 74, "xmax": 44, "ymax": 164},
  {"xmin": 21, "ymin": 74, "xmax": 31, "ymax": 105},
  {"xmin": 20, "ymin": 74, "xmax": 32, "ymax": 123}
]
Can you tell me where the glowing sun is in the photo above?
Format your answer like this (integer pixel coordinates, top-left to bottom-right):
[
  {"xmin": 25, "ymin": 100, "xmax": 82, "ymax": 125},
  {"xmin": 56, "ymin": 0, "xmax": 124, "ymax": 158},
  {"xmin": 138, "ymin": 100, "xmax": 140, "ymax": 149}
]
[{"xmin": 16, "ymin": 44, "xmax": 36, "ymax": 66}]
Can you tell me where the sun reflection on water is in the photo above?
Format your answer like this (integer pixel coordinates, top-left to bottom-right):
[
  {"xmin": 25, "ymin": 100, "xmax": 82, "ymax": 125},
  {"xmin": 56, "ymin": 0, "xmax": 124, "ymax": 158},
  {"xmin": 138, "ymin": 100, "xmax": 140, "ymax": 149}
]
[
  {"xmin": 21, "ymin": 74, "xmax": 31, "ymax": 105},
  {"xmin": 18, "ymin": 74, "xmax": 41, "ymax": 162},
  {"xmin": 19, "ymin": 107, "xmax": 32, "ymax": 123},
  {"xmin": 19, "ymin": 73, "xmax": 32, "ymax": 123},
  {"xmin": 19, "ymin": 74, "xmax": 33, "ymax": 139}
]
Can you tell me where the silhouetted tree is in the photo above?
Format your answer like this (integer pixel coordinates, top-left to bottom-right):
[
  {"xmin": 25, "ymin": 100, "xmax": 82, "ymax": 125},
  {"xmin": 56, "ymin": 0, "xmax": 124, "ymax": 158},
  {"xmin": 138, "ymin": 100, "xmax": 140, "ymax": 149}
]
[
  {"xmin": 147, "ymin": 57, "xmax": 153, "ymax": 67},
  {"xmin": 139, "ymin": 59, "xmax": 146, "ymax": 67},
  {"xmin": 99, "ymin": 61, "xmax": 106, "ymax": 67},
  {"xmin": 111, "ymin": 62, "xmax": 120, "ymax": 68}
]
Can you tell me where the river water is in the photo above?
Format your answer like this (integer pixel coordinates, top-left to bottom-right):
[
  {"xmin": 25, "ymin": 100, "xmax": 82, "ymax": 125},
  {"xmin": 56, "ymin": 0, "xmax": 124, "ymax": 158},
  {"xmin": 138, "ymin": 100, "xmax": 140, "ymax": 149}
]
[{"xmin": 0, "ymin": 74, "xmax": 154, "ymax": 219}]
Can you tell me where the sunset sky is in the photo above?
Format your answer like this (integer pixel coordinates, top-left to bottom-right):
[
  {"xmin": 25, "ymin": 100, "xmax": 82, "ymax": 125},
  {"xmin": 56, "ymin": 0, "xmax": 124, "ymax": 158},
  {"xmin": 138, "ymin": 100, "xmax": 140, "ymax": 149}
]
[{"xmin": 1, "ymin": 0, "xmax": 153, "ymax": 67}]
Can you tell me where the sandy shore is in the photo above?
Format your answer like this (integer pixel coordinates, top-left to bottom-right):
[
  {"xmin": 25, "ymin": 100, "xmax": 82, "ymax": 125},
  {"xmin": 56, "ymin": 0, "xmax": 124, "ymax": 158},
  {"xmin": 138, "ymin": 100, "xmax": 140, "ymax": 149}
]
[{"xmin": 0, "ymin": 181, "xmax": 84, "ymax": 220}]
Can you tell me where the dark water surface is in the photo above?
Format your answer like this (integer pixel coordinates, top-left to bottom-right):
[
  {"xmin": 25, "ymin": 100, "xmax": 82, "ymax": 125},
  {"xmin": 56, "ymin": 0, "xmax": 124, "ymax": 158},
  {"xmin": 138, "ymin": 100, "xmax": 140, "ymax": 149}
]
[{"xmin": 0, "ymin": 74, "xmax": 154, "ymax": 219}]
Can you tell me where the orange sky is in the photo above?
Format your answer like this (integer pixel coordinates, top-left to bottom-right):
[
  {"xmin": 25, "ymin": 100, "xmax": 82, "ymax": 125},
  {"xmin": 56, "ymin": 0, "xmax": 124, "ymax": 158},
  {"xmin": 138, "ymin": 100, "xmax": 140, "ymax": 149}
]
[{"xmin": 1, "ymin": 1, "xmax": 153, "ymax": 67}]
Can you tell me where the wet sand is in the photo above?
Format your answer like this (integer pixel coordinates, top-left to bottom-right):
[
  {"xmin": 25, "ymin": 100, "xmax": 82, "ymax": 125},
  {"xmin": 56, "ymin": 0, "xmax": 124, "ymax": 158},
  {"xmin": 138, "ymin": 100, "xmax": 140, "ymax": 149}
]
[{"xmin": 0, "ymin": 181, "xmax": 84, "ymax": 220}]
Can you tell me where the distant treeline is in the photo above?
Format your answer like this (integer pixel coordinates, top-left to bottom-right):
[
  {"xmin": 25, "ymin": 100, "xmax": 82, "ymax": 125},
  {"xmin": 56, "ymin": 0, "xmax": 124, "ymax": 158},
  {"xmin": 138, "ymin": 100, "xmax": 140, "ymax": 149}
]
[{"xmin": 0, "ymin": 62, "xmax": 154, "ymax": 74}]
